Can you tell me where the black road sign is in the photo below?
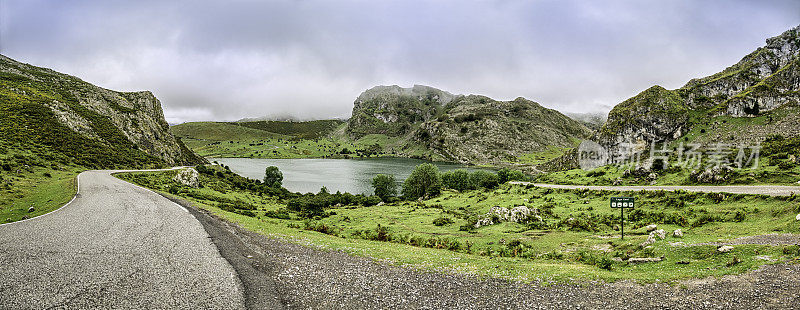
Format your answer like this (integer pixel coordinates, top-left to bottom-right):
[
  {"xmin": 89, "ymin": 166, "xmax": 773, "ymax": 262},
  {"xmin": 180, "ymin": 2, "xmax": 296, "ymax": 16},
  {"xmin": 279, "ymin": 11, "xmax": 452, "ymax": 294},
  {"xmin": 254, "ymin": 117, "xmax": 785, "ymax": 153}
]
[
  {"xmin": 611, "ymin": 197, "xmax": 634, "ymax": 240},
  {"xmin": 610, "ymin": 197, "xmax": 635, "ymax": 209}
]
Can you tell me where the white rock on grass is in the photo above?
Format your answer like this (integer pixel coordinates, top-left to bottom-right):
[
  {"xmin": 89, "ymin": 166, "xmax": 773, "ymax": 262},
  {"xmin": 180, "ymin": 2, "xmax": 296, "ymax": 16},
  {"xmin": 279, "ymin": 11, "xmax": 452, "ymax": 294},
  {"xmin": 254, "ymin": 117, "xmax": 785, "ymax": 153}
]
[
  {"xmin": 796, "ymin": 213, "xmax": 800, "ymax": 221},
  {"xmin": 673, "ymin": 229, "xmax": 684, "ymax": 238},
  {"xmin": 645, "ymin": 224, "xmax": 657, "ymax": 232},
  {"xmin": 640, "ymin": 235, "xmax": 656, "ymax": 247},
  {"xmin": 652, "ymin": 229, "xmax": 666, "ymax": 240},
  {"xmin": 172, "ymin": 168, "xmax": 200, "ymax": 188},
  {"xmin": 474, "ymin": 206, "xmax": 540, "ymax": 228},
  {"xmin": 628, "ymin": 257, "xmax": 662, "ymax": 264},
  {"xmin": 717, "ymin": 245, "xmax": 734, "ymax": 253}
]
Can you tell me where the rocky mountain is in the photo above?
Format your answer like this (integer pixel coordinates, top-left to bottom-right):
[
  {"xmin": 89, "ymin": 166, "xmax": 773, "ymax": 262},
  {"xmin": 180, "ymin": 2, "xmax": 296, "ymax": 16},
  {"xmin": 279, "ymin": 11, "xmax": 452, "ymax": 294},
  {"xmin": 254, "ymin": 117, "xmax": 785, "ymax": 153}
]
[
  {"xmin": 0, "ymin": 54, "xmax": 204, "ymax": 168},
  {"xmin": 345, "ymin": 85, "xmax": 592, "ymax": 164},
  {"xmin": 595, "ymin": 25, "xmax": 800, "ymax": 158}
]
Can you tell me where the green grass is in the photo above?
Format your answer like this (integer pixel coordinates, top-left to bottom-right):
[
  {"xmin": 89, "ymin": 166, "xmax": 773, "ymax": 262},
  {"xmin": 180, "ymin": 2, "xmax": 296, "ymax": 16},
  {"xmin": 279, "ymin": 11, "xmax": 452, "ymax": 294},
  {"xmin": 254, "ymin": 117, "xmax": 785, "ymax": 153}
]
[
  {"xmin": 0, "ymin": 142, "xmax": 82, "ymax": 223},
  {"xmin": 117, "ymin": 167, "xmax": 800, "ymax": 284},
  {"xmin": 515, "ymin": 146, "xmax": 574, "ymax": 166},
  {"xmin": 0, "ymin": 168, "xmax": 78, "ymax": 223}
]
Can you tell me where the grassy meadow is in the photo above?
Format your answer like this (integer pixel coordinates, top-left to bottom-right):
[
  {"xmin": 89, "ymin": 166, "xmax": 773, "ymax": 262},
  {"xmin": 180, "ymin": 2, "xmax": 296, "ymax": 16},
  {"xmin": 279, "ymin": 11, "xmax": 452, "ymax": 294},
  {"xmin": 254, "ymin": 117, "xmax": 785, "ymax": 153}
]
[{"xmin": 117, "ymin": 165, "xmax": 800, "ymax": 284}]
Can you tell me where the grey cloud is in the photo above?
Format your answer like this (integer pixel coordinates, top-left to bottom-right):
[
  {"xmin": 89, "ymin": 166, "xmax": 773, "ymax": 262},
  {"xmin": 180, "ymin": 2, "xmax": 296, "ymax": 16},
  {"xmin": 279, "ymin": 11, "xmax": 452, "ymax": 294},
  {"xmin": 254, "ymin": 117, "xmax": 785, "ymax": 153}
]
[{"xmin": 1, "ymin": 0, "xmax": 798, "ymax": 123}]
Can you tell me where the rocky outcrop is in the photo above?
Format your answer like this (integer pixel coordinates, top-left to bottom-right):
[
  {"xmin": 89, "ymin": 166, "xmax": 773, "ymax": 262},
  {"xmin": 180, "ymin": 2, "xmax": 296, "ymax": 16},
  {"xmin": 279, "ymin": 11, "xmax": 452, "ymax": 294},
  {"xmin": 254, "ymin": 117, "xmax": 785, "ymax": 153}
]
[
  {"xmin": 0, "ymin": 54, "xmax": 204, "ymax": 167},
  {"xmin": 173, "ymin": 168, "xmax": 200, "ymax": 188},
  {"xmin": 474, "ymin": 206, "xmax": 542, "ymax": 228},
  {"xmin": 346, "ymin": 85, "xmax": 592, "ymax": 165},
  {"xmin": 593, "ymin": 25, "xmax": 800, "ymax": 161}
]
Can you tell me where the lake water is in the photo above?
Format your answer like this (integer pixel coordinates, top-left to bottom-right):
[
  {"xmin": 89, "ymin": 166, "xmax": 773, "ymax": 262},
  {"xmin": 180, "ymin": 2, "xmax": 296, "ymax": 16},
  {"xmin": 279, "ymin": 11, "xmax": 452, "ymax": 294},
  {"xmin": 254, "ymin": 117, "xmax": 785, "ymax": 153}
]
[{"xmin": 210, "ymin": 157, "xmax": 487, "ymax": 194}]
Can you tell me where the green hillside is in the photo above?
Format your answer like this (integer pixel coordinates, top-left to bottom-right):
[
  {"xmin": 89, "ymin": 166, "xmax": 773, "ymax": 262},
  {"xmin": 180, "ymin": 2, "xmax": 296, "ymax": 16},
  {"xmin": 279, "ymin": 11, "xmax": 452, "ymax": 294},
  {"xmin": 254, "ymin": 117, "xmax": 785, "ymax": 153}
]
[
  {"xmin": 0, "ymin": 54, "xmax": 204, "ymax": 223},
  {"xmin": 172, "ymin": 120, "xmax": 394, "ymax": 159},
  {"xmin": 232, "ymin": 119, "xmax": 345, "ymax": 139}
]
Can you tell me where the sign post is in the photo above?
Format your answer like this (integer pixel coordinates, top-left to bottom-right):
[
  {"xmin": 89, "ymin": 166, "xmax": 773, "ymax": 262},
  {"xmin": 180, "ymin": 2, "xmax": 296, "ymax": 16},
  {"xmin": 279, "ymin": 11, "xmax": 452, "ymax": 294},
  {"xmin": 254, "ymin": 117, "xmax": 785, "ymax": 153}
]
[{"xmin": 610, "ymin": 197, "xmax": 635, "ymax": 240}]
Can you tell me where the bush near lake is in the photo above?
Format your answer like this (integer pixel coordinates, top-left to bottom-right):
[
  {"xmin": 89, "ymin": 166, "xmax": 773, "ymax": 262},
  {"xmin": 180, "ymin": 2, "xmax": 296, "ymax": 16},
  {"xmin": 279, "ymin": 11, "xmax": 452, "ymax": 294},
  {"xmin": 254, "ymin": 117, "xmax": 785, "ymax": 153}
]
[
  {"xmin": 371, "ymin": 174, "xmax": 397, "ymax": 202},
  {"xmin": 264, "ymin": 166, "xmax": 283, "ymax": 188},
  {"xmin": 402, "ymin": 163, "xmax": 442, "ymax": 200}
]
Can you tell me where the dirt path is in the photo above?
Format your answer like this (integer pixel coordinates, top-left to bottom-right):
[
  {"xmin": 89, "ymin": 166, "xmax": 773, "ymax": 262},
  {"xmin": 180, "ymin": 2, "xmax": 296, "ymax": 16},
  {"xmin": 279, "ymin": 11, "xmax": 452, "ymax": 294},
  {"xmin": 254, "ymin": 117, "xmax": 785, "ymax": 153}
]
[{"xmin": 512, "ymin": 182, "xmax": 800, "ymax": 196}]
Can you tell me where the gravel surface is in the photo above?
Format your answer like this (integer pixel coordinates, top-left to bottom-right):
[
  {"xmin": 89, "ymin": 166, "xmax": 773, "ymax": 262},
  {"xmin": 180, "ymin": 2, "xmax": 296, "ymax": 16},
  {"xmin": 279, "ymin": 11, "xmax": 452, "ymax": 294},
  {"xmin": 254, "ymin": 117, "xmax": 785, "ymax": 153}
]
[
  {"xmin": 0, "ymin": 170, "xmax": 245, "ymax": 309},
  {"xmin": 175, "ymin": 197, "xmax": 800, "ymax": 310},
  {"xmin": 511, "ymin": 182, "xmax": 800, "ymax": 196}
]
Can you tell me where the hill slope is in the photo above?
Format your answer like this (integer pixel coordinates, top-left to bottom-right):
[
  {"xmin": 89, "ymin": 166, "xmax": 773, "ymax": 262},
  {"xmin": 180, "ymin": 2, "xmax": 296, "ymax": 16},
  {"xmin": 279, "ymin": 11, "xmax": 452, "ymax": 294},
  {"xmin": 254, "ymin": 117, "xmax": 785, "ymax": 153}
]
[
  {"xmin": 0, "ymin": 54, "xmax": 203, "ymax": 168},
  {"xmin": 596, "ymin": 25, "xmax": 800, "ymax": 156},
  {"xmin": 346, "ymin": 85, "xmax": 592, "ymax": 165}
]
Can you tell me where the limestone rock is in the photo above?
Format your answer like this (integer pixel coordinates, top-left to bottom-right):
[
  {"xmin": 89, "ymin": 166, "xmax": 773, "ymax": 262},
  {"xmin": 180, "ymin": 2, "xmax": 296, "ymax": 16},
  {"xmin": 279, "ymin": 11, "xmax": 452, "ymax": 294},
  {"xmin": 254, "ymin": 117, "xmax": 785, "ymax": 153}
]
[
  {"xmin": 628, "ymin": 257, "xmax": 663, "ymax": 264},
  {"xmin": 173, "ymin": 168, "xmax": 200, "ymax": 188},
  {"xmin": 717, "ymin": 245, "xmax": 734, "ymax": 253},
  {"xmin": 474, "ymin": 206, "xmax": 541, "ymax": 228},
  {"xmin": 673, "ymin": 229, "xmax": 684, "ymax": 238},
  {"xmin": 690, "ymin": 166, "xmax": 735, "ymax": 184},
  {"xmin": 345, "ymin": 85, "xmax": 591, "ymax": 166},
  {"xmin": 640, "ymin": 235, "xmax": 656, "ymax": 247},
  {"xmin": 645, "ymin": 224, "xmax": 657, "ymax": 232},
  {"xmin": 586, "ymin": 25, "xmax": 800, "ymax": 163},
  {"xmin": 652, "ymin": 229, "xmax": 666, "ymax": 240},
  {"xmin": 0, "ymin": 55, "xmax": 205, "ymax": 167}
]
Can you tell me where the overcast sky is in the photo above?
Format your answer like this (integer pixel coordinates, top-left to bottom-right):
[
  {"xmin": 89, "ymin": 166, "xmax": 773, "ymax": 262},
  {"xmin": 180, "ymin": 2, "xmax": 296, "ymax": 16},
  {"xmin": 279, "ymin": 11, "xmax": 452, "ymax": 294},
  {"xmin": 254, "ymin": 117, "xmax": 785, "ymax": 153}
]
[{"xmin": 1, "ymin": 0, "xmax": 798, "ymax": 123}]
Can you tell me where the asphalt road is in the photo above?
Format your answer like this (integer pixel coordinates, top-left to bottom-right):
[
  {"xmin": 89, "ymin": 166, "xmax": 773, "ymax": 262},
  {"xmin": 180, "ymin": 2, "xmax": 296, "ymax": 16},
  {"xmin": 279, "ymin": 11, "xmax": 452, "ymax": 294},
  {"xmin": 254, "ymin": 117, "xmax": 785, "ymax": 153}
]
[
  {"xmin": 510, "ymin": 182, "xmax": 800, "ymax": 196},
  {"xmin": 0, "ymin": 170, "xmax": 245, "ymax": 309}
]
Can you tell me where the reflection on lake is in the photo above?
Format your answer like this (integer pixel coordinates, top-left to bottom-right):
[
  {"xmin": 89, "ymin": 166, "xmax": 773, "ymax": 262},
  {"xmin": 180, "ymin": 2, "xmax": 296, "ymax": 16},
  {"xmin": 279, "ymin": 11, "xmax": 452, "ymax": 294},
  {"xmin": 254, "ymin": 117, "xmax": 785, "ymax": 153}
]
[{"xmin": 210, "ymin": 157, "xmax": 488, "ymax": 194}]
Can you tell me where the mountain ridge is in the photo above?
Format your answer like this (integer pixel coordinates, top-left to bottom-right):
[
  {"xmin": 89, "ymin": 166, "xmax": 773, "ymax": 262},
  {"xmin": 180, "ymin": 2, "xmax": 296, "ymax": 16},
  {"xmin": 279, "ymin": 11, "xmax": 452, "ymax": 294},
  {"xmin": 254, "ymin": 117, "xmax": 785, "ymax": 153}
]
[{"xmin": 0, "ymin": 54, "xmax": 204, "ymax": 168}]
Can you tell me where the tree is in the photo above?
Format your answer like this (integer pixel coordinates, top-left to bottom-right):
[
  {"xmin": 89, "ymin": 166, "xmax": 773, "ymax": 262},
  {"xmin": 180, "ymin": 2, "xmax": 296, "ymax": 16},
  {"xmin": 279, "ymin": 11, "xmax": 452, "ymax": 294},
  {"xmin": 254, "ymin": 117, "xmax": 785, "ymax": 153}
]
[
  {"xmin": 402, "ymin": 163, "xmax": 442, "ymax": 200},
  {"xmin": 470, "ymin": 170, "xmax": 499, "ymax": 189},
  {"xmin": 497, "ymin": 168, "xmax": 528, "ymax": 184},
  {"xmin": 441, "ymin": 169, "xmax": 473, "ymax": 191},
  {"xmin": 264, "ymin": 166, "xmax": 283, "ymax": 187},
  {"xmin": 371, "ymin": 174, "xmax": 397, "ymax": 201}
]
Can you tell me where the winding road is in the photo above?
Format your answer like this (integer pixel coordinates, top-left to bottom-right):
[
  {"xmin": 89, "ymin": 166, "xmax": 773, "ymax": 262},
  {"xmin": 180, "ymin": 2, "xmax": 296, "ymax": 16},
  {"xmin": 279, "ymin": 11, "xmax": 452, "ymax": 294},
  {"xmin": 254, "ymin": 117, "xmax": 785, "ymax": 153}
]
[{"xmin": 0, "ymin": 170, "xmax": 245, "ymax": 309}]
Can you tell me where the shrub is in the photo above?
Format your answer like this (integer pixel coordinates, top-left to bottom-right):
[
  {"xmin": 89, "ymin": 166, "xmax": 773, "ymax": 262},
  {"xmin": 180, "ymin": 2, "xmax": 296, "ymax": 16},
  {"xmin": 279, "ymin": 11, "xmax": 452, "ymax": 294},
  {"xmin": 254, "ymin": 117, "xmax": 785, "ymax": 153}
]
[
  {"xmin": 264, "ymin": 208, "xmax": 292, "ymax": 219},
  {"xmin": 432, "ymin": 217, "xmax": 454, "ymax": 226},
  {"xmin": 287, "ymin": 195, "xmax": 329, "ymax": 217},
  {"xmin": 470, "ymin": 170, "xmax": 499, "ymax": 190},
  {"xmin": 371, "ymin": 174, "xmax": 397, "ymax": 201},
  {"xmin": 402, "ymin": 164, "xmax": 442, "ymax": 200},
  {"xmin": 441, "ymin": 169, "xmax": 473, "ymax": 191},
  {"xmin": 263, "ymin": 166, "xmax": 283, "ymax": 187},
  {"xmin": 497, "ymin": 168, "xmax": 527, "ymax": 183}
]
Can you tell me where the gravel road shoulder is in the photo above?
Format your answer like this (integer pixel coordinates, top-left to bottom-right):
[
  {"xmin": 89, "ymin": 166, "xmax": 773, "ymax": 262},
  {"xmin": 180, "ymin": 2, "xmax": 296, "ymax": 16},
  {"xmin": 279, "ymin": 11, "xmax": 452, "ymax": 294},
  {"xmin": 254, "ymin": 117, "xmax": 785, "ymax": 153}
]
[{"xmin": 165, "ymin": 194, "xmax": 800, "ymax": 310}]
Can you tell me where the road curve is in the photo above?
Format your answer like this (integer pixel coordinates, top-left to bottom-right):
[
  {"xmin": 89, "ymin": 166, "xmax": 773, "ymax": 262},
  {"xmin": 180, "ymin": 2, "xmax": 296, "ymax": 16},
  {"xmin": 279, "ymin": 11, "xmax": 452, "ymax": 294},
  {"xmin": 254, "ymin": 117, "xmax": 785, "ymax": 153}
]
[
  {"xmin": 510, "ymin": 182, "xmax": 800, "ymax": 196},
  {"xmin": 0, "ymin": 170, "xmax": 245, "ymax": 309}
]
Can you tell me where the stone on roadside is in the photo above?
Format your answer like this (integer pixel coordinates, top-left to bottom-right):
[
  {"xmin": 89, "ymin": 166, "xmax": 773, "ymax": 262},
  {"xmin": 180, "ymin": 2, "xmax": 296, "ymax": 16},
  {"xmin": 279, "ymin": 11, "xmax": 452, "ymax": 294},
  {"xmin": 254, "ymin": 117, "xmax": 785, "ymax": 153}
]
[
  {"xmin": 172, "ymin": 168, "xmax": 200, "ymax": 188},
  {"xmin": 645, "ymin": 224, "xmax": 657, "ymax": 232},
  {"xmin": 28, "ymin": 206, "xmax": 35, "ymax": 213},
  {"xmin": 672, "ymin": 229, "xmax": 683, "ymax": 238},
  {"xmin": 717, "ymin": 245, "xmax": 734, "ymax": 253}
]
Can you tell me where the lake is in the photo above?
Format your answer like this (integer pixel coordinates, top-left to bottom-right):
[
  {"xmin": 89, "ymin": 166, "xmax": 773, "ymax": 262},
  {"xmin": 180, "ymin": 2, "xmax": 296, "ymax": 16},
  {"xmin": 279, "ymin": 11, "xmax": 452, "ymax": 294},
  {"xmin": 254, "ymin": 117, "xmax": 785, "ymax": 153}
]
[{"xmin": 210, "ymin": 157, "xmax": 488, "ymax": 194}]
